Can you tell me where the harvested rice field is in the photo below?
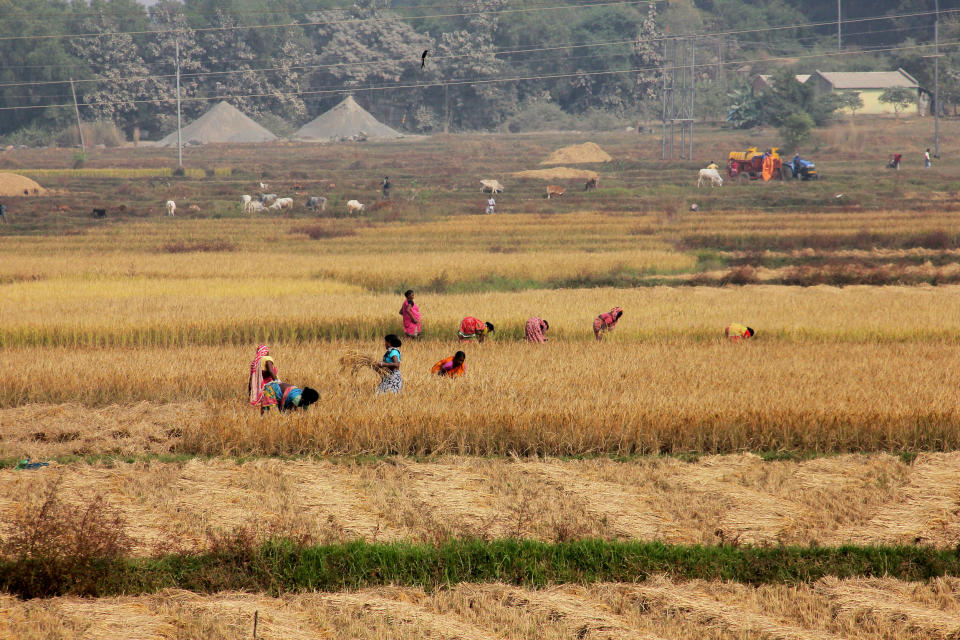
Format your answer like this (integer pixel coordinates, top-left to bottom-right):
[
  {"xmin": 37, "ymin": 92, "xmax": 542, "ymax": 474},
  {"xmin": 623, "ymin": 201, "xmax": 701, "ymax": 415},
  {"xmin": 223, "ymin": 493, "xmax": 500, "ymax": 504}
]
[
  {"xmin": 2, "ymin": 453, "xmax": 959, "ymax": 552},
  {"xmin": 3, "ymin": 577, "xmax": 960, "ymax": 640}
]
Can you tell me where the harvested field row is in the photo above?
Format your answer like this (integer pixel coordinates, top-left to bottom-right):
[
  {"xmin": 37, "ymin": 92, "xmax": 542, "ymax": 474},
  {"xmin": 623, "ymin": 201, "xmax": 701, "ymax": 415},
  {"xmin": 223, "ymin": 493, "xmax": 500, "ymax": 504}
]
[
  {"xmin": 3, "ymin": 576, "xmax": 959, "ymax": 640},
  {"xmin": 1, "ymin": 453, "xmax": 957, "ymax": 551}
]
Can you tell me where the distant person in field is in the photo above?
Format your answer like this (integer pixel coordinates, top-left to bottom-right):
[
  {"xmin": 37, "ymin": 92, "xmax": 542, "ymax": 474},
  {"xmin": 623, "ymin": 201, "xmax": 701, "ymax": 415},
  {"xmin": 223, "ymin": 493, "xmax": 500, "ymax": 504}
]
[
  {"xmin": 486, "ymin": 196, "xmax": 495, "ymax": 214},
  {"xmin": 248, "ymin": 344, "xmax": 280, "ymax": 409},
  {"xmin": 525, "ymin": 317, "xmax": 549, "ymax": 343},
  {"xmin": 400, "ymin": 289, "xmax": 421, "ymax": 339},
  {"xmin": 593, "ymin": 306, "xmax": 623, "ymax": 342},
  {"xmin": 459, "ymin": 316, "xmax": 494, "ymax": 343},
  {"xmin": 887, "ymin": 153, "xmax": 902, "ymax": 170},
  {"xmin": 431, "ymin": 351, "xmax": 466, "ymax": 377},
  {"xmin": 724, "ymin": 323, "xmax": 755, "ymax": 342},
  {"xmin": 924, "ymin": 148, "xmax": 932, "ymax": 169},
  {"xmin": 705, "ymin": 160, "xmax": 719, "ymax": 170},
  {"xmin": 382, "ymin": 176, "xmax": 392, "ymax": 199},
  {"xmin": 0, "ymin": 203, "xmax": 6, "ymax": 223},
  {"xmin": 260, "ymin": 382, "xmax": 319, "ymax": 413},
  {"xmin": 375, "ymin": 334, "xmax": 403, "ymax": 394}
]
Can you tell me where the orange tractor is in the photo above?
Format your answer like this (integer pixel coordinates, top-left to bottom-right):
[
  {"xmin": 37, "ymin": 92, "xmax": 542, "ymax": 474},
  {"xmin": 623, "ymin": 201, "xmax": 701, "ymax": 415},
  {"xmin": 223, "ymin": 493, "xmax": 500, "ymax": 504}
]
[{"xmin": 727, "ymin": 147, "xmax": 784, "ymax": 181}]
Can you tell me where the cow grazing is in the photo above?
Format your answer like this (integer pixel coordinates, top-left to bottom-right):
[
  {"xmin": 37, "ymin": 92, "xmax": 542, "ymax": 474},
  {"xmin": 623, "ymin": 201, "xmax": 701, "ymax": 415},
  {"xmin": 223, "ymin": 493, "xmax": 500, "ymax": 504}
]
[
  {"xmin": 91, "ymin": 208, "xmax": 106, "ymax": 218},
  {"xmin": 269, "ymin": 197, "xmax": 293, "ymax": 210},
  {"xmin": 259, "ymin": 193, "xmax": 278, "ymax": 204},
  {"xmin": 545, "ymin": 185, "xmax": 565, "ymax": 199},
  {"xmin": 247, "ymin": 201, "xmax": 266, "ymax": 213},
  {"xmin": 346, "ymin": 200, "xmax": 365, "ymax": 215},
  {"xmin": 697, "ymin": 168, "xmax": 723, "ymax": 188},
  {"xmin": 188, "ymin": 204, "xmax": 200, "ymax": 211},
  {"xmin": 480, "ymin": 179, "xmax": 504, "ymax": 193},
  {"xmin": 240, "ymin": 195, "xmax": 252, "ymax": 211},
  {"xmin": 165, "ymin": 200, "xmax": 176, "ymax": 216},
  {"xmin": 306, "ymin": 196, "xmax": 327, "ymax": 212},
  {"xmin": 584, "ymin": 177, "xmax": 599, "ymax": 191}
]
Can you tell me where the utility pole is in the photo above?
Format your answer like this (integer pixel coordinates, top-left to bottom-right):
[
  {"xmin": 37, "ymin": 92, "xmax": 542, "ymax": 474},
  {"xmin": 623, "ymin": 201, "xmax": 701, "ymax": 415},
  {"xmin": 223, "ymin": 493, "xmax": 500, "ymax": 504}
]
[
  {"xmin": 175, "ymin": 39, "xmax": 183, "ymax": 168},
  {"xmin": 69, "ymin": 78, "xmax": 85, "ymax": 156},
  {"xmin": 934, "ymin": 0, "xmax": 940, "ymax": 157},
  {"xmin": 837, "ymin": 0, "xmax": 842, "ymax": 50}
]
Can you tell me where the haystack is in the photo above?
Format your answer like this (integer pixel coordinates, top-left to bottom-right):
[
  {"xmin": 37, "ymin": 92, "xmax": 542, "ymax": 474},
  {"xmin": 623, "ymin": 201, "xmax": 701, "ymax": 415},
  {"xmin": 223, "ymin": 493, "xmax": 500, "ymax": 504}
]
[
  {"xmin": 540, "ymin": 142, "xmax": 612, "ymax": 165},
  {"xmin": 157, "ymin": 101, "xmax": 277, "ymax": 146},
  {"xmin": 513, "ymin": 167, "xmax": 598, "ymax": 181},
  {"xmin": 0, "ymin": 172, "xmax": 45, "ymax": 196},
  {"xmin": 295, "ymin": 96, "xmax": 400, "ymax": 141}
]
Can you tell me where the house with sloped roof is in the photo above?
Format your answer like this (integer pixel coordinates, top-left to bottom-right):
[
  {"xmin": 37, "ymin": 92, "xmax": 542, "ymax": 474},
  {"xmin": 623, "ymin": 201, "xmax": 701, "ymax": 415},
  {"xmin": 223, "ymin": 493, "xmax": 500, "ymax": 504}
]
[
  {"xmin": 751, "ymin": 74, "xmax": 810, "ymax": 93},
  {"xmin": 807, "ymin": 69, "xmax": 930, "ymax": 116}
]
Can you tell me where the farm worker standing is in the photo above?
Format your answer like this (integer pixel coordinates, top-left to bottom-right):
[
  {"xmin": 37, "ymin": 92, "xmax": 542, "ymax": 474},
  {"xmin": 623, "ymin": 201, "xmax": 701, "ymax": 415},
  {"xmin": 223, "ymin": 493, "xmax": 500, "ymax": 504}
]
[
  {"xmin": 431, "ymin": 351, "xmax": 466, "ymax": 377},
  {"xmin": 0, "ymin": 202, "xmax": 6, "ymax": 223},
  {"xmin": 593, "ymin": 307, "xmax": 623, "ymax": 342},
  {"xmin": 924, "ymin": 148, "xmax": 932, "ymax": 168},
  {"xmin": 525, "ymin": 317, "xmax": 549, "ymax": 343},
  {"xmin": 705, "ymin": 161, "xmax": 718, "ymax": 170},
  {"xmin": 382, "ymin": 176, "xmax": 392, "ymax": 199},
  {"xmin": 761, "ymin": 153, "xmax": 775, "ymax": 181},
  {"xmin": 459, "ymin": 316, "xmax": 494, "ymax": 343},
  {"xmin": 400, "ymin": 289, "xmax": 421, "ymax": 339},
  {"xmin": 724, "ymin": 323, "xmax": 755, "ymax": 342},
  {"xmin": 486, "ymin": 196, "xmax": 495, "ymax": 214},
  {"xmin": 260, "ymin": 382, "xmax": 320, "ymax": 413},
  {"xmin": 248, "ymin": 344, "xmax": 280, "ymax": 409},
  {"xmin": 375, "ymin": 334, "xmax": 403, "ymax": 394}
]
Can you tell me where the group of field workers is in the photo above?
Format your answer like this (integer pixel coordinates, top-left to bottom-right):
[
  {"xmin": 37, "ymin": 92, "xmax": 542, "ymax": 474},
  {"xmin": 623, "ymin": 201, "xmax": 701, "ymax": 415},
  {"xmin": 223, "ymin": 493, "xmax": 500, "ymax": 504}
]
[{"xmin": 247, "ymin": 289, "xmax": 753, "ymax": 410}]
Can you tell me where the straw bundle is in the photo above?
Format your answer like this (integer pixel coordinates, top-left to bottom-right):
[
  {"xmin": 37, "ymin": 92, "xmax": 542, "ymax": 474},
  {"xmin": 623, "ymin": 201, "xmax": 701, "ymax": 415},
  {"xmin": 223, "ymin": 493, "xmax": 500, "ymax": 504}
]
[{"xmin": 339, "ymin": 351, "xmax": 386, "ymax": 379}]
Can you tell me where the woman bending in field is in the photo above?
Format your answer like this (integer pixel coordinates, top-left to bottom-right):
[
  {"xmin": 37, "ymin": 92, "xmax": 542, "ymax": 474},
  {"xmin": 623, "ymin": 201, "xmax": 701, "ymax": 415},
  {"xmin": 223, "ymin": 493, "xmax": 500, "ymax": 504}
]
[
  {"xmin": 724, "ymin": 323, "xmax": 755, "ymax": 342},
  {"xmin": 375, "ymin": 334, "xmax": 403, "ymax": 394},
  {"xmin": 431, "ymin": 351, "xmax": 466, "ymax": 377},
  {"xmin": 593, "ymin": 307, "xmax": 623, "ymax": 342},
  {"xmin": 525, "ymin": 317, "xmax": 549, "ymax": 343},
  {"xmin": 458, "ymin": 316, "xmax": 494, "ymax": 343},
  {"xmin": 249, "ymin": 344, "xmax": 281, "ymax": 409},
  {"xmin": 261, "ymin": 382, "xmax": 319, "ymax": 412}
]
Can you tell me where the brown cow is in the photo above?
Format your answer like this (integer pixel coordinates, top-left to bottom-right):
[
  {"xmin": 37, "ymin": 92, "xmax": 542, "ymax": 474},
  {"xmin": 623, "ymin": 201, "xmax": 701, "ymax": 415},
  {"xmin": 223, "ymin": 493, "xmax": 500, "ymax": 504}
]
[{"xmin": 545, "ymin": 185, "xmax": 565, "ymax": 199}]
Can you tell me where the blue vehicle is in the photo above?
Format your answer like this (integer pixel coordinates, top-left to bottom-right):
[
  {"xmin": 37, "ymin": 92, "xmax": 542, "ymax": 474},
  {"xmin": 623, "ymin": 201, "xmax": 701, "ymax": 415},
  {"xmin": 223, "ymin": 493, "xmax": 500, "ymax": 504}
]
[{"xmin": 787, "ymin": 154, "xmax": 819, "ymax": 180}]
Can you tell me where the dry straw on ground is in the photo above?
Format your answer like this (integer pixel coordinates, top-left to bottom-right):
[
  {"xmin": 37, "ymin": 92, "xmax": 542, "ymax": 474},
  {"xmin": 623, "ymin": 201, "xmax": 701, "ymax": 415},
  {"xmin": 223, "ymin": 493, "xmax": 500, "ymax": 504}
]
[
  {"xmin": 0, "ymin": 172, "xmax": 45, "ymax": 196},
  {"xmin": 2, "ymin": 453, "xmax": 957, "ymax": 552},
  {"xmin": 540, "ymin": 141, "xmax": 613, "ymax": 165},
  {"xmin": 3, "ymin": 576, "xmax": 959, "ymax": 640},
  {"xmin": 512, "ymin": 167, "xmax": 599, "ymax": 180}
]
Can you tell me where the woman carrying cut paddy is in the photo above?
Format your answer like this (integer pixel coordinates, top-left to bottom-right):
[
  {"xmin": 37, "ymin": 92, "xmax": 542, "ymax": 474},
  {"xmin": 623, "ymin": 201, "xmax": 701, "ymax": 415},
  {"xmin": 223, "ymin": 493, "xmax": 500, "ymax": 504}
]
[{"xmin": 375, "ymin": 334, "xmax": 403, "ymax": 394}]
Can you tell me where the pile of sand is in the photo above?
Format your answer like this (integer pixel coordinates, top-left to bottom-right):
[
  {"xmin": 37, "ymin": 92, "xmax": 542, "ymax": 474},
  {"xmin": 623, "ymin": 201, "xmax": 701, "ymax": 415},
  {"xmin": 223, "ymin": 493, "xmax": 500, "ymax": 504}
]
[
  {"xmin": 0, "ymin": 172, "xmax": 45, "ymax": 196},
  {"xmin": 540, "ymin": 142, "xmax": 612, "ymax": 165},
  {"xmin": 512, "ymin": 167, "xmax": 599, "ymax": 181},
  {"xmin": 158, "ymin": 101, "xmax": 277, "ymax": 146},
  {"xmin": 295, "ymin": 96, "xmax": 401, "ymax": 141}
]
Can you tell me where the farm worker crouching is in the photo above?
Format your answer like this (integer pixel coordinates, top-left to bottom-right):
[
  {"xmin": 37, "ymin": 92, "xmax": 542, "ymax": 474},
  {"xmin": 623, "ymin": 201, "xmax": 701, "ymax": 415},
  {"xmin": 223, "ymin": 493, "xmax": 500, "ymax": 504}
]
[
  {"xmin": 248, "ymin": 344, "xmax": 281, "ymax": 409},
  {"xmin": 458, "ymin": 316, "xmax": 494, "ymax": 343},
  {"xmin": 432, "ymin": 351, "xmax": 466, "ymax": 377},
  {"xmin": 525, "ymin": 316, "xmax": 549, "ymax": 343},
  {"xmin": 400, "ymin": 289, "xmax": 421, "ymax": 339},
  {"xmin": 593, "ymin": 307, "xmax": 623, "ymax": 342},
  {"xmin": 725, "ymin": 323, "xmax": 755, "ymax": 342},
  {"xmin": 375, "ymin": 334, "xmax": 403, "ymax": 394},
  {"xmin": 260, "ymin": 382, "xmax": 319, "ymax": 412}
]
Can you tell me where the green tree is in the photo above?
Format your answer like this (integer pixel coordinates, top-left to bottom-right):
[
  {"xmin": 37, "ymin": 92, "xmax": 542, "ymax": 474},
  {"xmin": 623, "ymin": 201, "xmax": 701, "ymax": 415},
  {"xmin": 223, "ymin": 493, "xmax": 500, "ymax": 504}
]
[
  {"xmin": 779, "ymin": 111, "xmax": 814, "ymax": 153},
  {"xmin": 879, "ymin": 87, "xmax": 916, "ymax": 116},
  {"xmin": 726, "ymin": 88, "xmax": 763, "ymax": 129},
  {"xmin": 836, "ymin": 91, "xmax": 864, "ymax": 116}
]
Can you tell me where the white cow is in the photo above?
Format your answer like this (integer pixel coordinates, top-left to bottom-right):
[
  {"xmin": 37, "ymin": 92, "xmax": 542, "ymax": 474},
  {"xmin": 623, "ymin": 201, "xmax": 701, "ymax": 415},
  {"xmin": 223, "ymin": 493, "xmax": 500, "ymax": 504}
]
[
  {"xmin": 346, "ymin": 199, "xmax": 365, "ymax": 214},
  {"xmin": 269, "ymin": 197, "xmax": 294, "ymax": 210},
  {"xmin": 480, "ymin": 179, "xmax": 504, "ymax": 193},
  {"xmin": 165, "ymin": 200, "xmax": 176, "ymax": 216},
  {"xmin": 247, "ymin": 201, "xmax": 266, "ymax": 213},
  {"xmin": 697, "ymin": 168, "xmax": 723, "ymax": 188},
  {"xmin": 240, "ymin": 195, "xmax": 252, "ymax": 211}
]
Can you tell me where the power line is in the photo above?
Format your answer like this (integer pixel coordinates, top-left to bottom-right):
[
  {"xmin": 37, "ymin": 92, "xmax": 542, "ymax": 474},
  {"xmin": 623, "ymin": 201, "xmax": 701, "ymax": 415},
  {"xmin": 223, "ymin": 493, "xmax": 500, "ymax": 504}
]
[{"xmin": 0, "ymin": 38, "xmax": 953, "ymax": 113}]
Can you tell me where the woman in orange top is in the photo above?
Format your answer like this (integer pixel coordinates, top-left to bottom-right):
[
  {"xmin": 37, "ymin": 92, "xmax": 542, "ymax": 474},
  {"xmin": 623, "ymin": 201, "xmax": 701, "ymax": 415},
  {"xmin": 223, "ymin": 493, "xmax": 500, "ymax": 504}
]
[{"xmin": 431, "ymin": 351, "xmax": 466, "ymax": 377}]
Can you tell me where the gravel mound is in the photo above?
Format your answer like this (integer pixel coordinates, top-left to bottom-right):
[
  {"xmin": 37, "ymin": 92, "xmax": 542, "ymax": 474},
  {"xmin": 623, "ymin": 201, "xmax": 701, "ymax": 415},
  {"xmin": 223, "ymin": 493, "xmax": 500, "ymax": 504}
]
[
  {"xmin": 295, "ymin": 96, "xmax": 400, "ymax": 141},
  {"xmin": 158, "ymin": 101, "xmax": 277, "ymax": 146}
]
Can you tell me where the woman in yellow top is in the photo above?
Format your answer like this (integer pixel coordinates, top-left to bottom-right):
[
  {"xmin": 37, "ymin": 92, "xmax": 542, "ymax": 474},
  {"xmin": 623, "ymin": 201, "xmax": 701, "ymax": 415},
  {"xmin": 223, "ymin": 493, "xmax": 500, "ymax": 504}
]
[{"xmin": 724, "ymin": 324, "xmax": 755, "ymax": 342}]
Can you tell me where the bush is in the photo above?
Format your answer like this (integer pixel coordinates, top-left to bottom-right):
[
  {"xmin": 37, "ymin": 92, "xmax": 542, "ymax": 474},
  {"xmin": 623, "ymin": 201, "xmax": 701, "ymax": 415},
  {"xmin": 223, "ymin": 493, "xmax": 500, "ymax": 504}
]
[
  {"xmin": 507, "ymin": 101, "xmax": 575, "ymax": 132},
  {"xmin": 256, "ymin": 112, "xmax": 294, "ymax": 138},
  {"xmin": 0, "ymin": 124, "xmax": 56, "ymax": 147},
  {"xmin": 56, "ymin": 121, "xmax": 126, "ymax": 148},
  {"xmin": 779, "ymin": 112, "xmax": 814, "ymax": 154}
]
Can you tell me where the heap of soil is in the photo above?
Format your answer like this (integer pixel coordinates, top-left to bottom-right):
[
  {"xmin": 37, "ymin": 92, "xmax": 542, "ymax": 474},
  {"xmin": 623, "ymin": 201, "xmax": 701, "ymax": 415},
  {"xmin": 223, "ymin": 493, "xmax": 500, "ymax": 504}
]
[
  {"xmin": 0, "ymin": 173, "xmax": 45, "ymax": 196},
  {"xmin": 158, "ymin": 101, "xmax": 277, "ymax": 146},
  {"xmin": 540, "ymin": 142, "xmax": 612, "ymax": 165},
  {"xmin": 513, "ymin": 167, "xmax": 599, "ymax": 181}
]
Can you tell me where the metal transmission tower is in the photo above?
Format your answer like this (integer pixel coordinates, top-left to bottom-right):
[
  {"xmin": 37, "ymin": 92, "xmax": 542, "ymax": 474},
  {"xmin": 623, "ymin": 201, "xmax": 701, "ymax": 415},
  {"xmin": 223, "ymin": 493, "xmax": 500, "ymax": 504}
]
[{"xmin": 661, "ymin": 37, "xmax": 696, "ymax": 160}]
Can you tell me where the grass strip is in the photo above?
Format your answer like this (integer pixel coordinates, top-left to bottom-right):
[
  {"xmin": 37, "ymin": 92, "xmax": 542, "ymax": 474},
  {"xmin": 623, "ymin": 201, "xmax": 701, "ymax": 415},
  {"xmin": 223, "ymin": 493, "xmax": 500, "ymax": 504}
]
[{"xmin": 3, "ymin": 539, "xmax": 959, "ymax": 599}]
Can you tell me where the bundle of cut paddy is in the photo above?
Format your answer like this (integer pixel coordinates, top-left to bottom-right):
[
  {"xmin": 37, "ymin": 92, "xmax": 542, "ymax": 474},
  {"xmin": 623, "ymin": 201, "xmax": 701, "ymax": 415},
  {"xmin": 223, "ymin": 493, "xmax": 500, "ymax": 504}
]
[{"xmin": 339, "ymin": 351, "xmax": 386, "ymax": 379}]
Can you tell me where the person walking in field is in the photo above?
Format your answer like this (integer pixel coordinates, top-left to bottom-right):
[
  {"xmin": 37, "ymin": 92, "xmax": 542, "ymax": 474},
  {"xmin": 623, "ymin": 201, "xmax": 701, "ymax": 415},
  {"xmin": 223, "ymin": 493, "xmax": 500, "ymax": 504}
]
[
  {"xmin": 249, "ymin": 344, "xmax": 281, "ymax": 409},
  {"xmin": 458, "ymin": 316, "xmax": 494, "ymax": 343},
  {"xmin": 431, "ymin": 351, "xmax": 466, "ymax": 377},
  {"xmin": 486, "ymin": 196, "xmax": 495, "ymax": 214},
  {"xmin": 400, "ymin": 289, "xmax": 421, "ymax": 339},
  {"xmin": 724, "ymin": 323, "xmax": 755, "ymax": 342},
  {"xmin": 924, "ymin": 148, "xmax": 932, "ymax": 169},
  {"xmin": 375, "ymin": 334, "xmax": 403, "ymax": 394},
  {"xmin": 593, "ymin": 307, "xmax": 623, "ymax": 342},
  {"xmin": 525, "ymin": 316, "xmax": 549, "ymax": 343}
]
